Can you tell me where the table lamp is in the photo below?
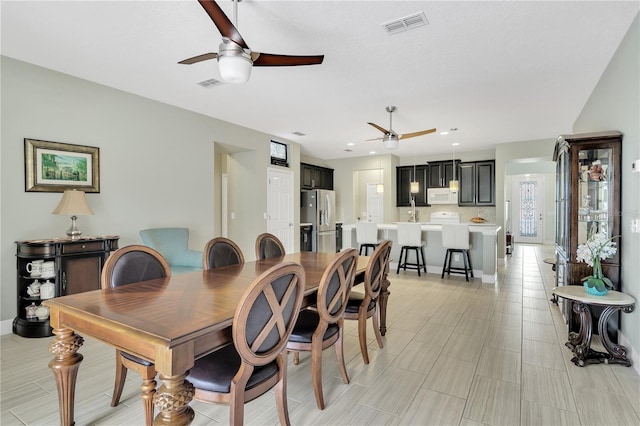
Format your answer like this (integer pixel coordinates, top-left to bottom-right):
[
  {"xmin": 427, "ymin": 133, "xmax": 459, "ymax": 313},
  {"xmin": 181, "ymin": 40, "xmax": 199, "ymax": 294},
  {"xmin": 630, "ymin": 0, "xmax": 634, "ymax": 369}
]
[{"xmin": 52, "ymin": 189, "xmax": 94, "ymax": 239}]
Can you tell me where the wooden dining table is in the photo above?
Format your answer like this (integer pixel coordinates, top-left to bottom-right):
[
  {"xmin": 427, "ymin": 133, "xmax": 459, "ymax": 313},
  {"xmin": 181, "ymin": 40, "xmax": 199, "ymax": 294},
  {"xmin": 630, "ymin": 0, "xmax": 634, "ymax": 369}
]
[{"xmin": 44, "ymin": 251, "xmax": 391, "ymax": 425}]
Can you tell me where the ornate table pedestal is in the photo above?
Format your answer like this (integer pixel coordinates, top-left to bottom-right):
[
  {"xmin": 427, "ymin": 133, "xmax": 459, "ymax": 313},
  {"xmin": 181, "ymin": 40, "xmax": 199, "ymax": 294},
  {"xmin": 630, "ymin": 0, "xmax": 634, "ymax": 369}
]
[{"xmin": 552, "ymin": 286, "xmax": 635, "ymax": 367}]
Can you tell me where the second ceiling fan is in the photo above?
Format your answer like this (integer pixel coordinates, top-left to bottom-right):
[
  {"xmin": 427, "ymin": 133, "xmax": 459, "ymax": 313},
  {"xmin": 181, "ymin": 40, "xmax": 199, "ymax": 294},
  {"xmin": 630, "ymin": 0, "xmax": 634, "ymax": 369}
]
[
  {"xmin": 368, "ymin": 106, "xmax": 436, "ymax": 150},
  {"xmin": 178, "ymin": 0, "xmax": 324, "ymax": 83}
]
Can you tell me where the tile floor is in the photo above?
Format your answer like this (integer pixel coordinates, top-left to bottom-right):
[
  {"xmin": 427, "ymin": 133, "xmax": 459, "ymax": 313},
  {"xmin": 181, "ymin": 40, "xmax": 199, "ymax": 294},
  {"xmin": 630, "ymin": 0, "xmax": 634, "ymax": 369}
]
[{"xmin": 1, "ymin": 244, "xmax": 639, "ymax": 425}]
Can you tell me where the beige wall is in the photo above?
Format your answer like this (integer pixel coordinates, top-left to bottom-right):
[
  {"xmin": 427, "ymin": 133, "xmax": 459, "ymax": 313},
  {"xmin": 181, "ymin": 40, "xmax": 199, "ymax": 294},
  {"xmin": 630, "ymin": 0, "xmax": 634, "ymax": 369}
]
[
  {"xmin": 572, "ymin": 14, "xmax": 639, "ymax": 362},
  {"xmin": 0, "ymin": 57, "xmax": 297, "ymax": 322}
]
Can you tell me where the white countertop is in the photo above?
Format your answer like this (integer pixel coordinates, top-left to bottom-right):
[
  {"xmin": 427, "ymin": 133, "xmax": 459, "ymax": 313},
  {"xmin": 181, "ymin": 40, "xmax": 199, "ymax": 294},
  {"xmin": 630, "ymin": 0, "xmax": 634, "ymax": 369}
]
[{"xmin": 342, "ymin": 223, "xmax": 501, "ymax": 234}]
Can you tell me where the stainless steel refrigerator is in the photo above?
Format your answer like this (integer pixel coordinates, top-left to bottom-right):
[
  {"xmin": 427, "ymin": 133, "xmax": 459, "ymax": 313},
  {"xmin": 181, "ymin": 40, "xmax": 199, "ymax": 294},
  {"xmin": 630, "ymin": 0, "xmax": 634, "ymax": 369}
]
[{"xmin": 301, "ymin": 189, "xmax": 336, "ymax": 253}]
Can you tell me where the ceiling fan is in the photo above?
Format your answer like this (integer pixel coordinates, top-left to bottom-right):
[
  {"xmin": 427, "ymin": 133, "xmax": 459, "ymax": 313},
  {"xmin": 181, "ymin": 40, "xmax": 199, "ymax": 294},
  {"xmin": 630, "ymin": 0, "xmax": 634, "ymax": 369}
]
[
  {"xmin": 367, "ymin": 106, "xmax": 436, "ymax": 150},
  {"xmin": 178, "ymin": 0, "xmax": 324, "ymax": 83}
]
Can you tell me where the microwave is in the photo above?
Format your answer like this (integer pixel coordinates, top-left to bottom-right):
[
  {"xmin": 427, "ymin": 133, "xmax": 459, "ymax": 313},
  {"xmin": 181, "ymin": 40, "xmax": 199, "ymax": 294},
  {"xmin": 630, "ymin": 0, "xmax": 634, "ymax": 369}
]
[{"xmin": 427, "ymin": 188, "xmax": 458, "ymax": 205}]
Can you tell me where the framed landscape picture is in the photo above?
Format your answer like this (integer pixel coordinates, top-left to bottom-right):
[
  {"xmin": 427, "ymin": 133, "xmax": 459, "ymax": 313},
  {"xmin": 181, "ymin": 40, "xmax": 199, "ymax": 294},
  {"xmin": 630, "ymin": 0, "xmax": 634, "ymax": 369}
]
[{"xmin": 24, "ymin": 139, "xmax": 100, "ymax": 192}]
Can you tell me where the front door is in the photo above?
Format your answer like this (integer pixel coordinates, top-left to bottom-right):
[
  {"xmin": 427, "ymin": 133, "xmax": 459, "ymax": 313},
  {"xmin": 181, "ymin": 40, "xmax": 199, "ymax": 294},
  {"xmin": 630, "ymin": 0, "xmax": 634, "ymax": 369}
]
[
  {"xmin": 512, "ymin": 175, "xmax": 545, "ymax": 244},
  {"xmin": 267, "ymin": 168, "xmax": 294, "ymax": 252}
]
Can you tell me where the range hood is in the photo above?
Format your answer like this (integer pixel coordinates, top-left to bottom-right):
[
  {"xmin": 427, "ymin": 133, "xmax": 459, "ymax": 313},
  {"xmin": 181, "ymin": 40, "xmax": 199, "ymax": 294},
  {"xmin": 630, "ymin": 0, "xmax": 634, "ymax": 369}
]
[{"xmin": 427, "ymin": 188, "xmax": 458, "ymax": 205}]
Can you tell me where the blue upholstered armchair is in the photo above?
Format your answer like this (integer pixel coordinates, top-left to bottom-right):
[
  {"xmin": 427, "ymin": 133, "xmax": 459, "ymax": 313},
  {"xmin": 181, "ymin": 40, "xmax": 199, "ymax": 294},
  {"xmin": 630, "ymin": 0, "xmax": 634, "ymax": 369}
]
[{"xmin": 139, "ymin": 228, "xmax": 203, "ymax": 274}]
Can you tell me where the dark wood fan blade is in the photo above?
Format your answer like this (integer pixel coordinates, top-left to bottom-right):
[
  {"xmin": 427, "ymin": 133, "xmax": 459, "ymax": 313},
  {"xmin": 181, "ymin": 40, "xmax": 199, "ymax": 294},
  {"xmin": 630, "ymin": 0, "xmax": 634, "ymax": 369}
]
[
  {"xmin": 368, "ymin": 122, "xmax": 390, "ymax": 134},
  {"xmin": 252, "ymin": 53, "xmax": 324, "ymax": 66},
  {"xmin": 399, "ymin": 128, "xmax": 437, "ymax": 139},
  {"xmin": 198, "ymin": 0, "xmax": 249, "ymax": 49},
  {"xmin": 178, "ymin": 52, "xmax": 218, "ymax": 65}
]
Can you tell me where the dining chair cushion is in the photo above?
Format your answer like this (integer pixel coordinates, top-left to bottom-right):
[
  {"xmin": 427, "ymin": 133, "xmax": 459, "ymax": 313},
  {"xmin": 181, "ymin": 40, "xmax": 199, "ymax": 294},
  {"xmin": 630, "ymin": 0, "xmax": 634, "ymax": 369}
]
[
  {"xmin": 288, "ymin": 309, "xmax": 340, "ymax": 343},
  {"xmin": 120, "ymin": 351, "xmax": 154, "ymax": 367},
  {"xmin": 344, "ymin": 292, "xmax": 376, "ymax": 313},
  {"xmin": 108, "ymin": 251, "xmax": 168, "ymax": 286},
  {"xmin": 187, "ymin": 343, "xmax": 279, "ymax": 394}
]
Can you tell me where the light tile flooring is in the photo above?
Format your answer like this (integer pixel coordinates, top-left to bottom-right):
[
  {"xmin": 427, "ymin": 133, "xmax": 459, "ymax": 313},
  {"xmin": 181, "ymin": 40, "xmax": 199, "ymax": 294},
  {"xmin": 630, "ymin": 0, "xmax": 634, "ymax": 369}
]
[{"xmin": 2, "ymin": 244, "xmax": 639, "ymax": 425}]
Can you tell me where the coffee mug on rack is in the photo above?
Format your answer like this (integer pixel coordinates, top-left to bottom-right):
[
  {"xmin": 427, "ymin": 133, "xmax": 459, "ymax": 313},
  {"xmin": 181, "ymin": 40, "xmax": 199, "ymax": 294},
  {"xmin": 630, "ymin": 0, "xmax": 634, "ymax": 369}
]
[
  {"xmin": 40, "ymin": 261, "xmax": 55, "ymax": 278},
  {"xmin": 26, "ymin": 260, "xmax": 44, "ymax": 277}
]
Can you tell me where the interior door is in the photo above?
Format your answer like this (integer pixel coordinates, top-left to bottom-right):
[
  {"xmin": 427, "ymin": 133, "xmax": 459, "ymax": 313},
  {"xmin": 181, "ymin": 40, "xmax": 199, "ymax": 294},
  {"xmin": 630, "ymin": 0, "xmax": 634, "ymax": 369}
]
[
  {"xmin": 267, "ymin": 168, "xmax": 294, "ymax": 252},
  {"xmin": 366, "ymin": 183, "xmax": 384, "ymax": 223},
  {"xmin": 512, "ymin": 175, "xmax": 545, "ymax": 244}
]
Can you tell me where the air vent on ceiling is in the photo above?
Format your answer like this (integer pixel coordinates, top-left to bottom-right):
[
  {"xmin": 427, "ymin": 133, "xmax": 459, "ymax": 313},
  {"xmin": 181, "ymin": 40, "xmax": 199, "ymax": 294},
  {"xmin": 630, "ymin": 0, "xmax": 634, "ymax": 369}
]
[
  {"xmin": 382, "ymin": 12, "xmax": 428, "ymax": 35},
  {"xmin": 197, "ymin": 78, "xmax": 223, "ymax": 88},
  {"xmin": 292, "ymin": 131, "xmax": 306, "ymax": 136}
]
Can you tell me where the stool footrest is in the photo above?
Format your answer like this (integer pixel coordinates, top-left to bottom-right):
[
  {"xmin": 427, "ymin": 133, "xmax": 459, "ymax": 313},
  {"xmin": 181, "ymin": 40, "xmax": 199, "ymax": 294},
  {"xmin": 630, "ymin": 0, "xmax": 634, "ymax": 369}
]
[
  {"xmin": 441, "ymin": 248, "xmax": 473, "ymax": 282},
  {"xmin": 396, "ymin": 245, "xmax": 427, "ymax": 276}
]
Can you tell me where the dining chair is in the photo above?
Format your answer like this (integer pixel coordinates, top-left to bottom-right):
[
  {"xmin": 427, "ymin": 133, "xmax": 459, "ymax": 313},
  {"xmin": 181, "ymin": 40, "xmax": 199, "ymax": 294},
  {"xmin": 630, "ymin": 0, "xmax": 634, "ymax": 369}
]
[
  {"xmin": 286, "ymin": 248, "xmax": 358, "ymax": 409},
  {"xmin": 344, "ymin": 239, "xmax": 391, "ymax": 364},
  {"xmin": 255, "ymin": 232, "xmax": 285, "ymax": 260},
  {"xmin": 203, "ymin": 237, "xmax": 245, "ymax": 269},
  {"xmin": 186, "ymin": 262, "xmax": 305, "ymax": 425},
  {"xmin": 100, "ymin": 245, "xmax": 171, "ymax": 426}
]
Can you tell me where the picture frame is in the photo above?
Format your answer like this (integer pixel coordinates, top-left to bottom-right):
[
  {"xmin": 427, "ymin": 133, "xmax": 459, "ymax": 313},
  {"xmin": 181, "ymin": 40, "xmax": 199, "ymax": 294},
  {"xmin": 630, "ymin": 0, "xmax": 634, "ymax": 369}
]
[{"xmin": 24, "ymin": 139, "xmax": 100, "ymax": 193}]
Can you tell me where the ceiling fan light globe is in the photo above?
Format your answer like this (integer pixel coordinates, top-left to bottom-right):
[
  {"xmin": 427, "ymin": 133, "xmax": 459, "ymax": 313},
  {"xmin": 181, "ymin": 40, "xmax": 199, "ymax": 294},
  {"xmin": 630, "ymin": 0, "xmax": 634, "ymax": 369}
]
[
  {"xmin": 218, "ymin": 54, "xmax": 252, "ymax": 83},
  {"xmin": 383, "ymin": 136, "xmax": 398, "ymax": 150},
  {"xmin": 217, "ymin": 42, "xmax": 253, "ymax": 83}
]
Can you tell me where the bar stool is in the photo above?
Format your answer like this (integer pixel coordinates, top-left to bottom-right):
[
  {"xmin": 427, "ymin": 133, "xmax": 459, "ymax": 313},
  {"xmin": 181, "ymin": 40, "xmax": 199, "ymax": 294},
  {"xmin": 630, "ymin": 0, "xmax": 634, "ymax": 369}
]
[
  {"xmin": 441, "ymin": 224, "xmax": 473, "ymax": 281},
  {"xmin": 396, "ymin": 222, "xmax": 426, "ymax": 276},
  {"xmin": 356, "ymin": 222, "xmax": 380, "ymax": 255}
]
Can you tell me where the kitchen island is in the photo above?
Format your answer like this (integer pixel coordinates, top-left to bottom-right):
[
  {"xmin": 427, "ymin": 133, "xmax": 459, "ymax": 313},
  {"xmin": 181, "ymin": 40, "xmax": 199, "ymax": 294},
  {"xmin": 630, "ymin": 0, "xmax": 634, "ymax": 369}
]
[{"xmin": 342, "ymin": 223, "xmax": 501, "ymax": 283}]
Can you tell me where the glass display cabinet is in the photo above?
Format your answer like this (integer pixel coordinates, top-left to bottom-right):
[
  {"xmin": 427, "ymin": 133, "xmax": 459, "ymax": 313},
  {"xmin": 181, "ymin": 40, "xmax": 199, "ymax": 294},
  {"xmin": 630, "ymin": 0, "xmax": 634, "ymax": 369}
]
[{"xmin": 553, "ymin": 131, "xmax": 622, "ymax": 340}]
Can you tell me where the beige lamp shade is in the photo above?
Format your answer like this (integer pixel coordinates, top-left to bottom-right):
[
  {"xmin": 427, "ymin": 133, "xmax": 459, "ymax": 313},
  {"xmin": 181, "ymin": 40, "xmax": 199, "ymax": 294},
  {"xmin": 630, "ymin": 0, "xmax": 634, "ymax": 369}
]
[
  {"xmin": 410, "ymin": 181, "xmax": 420, "ymax": 194},
  {"xmin": 449, "ymin": 180, "xmax": 459, "ymax": 193},
  {"xmin": 52, "ymin": 190, "xmax": 94, "ymax": 239},
  {"xmin": 52, "ymin": 190, "xmax": 94, "ymax": 216}
]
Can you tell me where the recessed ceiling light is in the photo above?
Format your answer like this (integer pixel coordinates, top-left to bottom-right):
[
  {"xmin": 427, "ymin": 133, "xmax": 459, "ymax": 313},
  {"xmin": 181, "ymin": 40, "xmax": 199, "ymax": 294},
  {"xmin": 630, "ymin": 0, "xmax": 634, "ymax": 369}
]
[
  {"xmin": 440, "ymin": 131, "xmax": 449, "ymax": 136},
  {"xmin": 347, "ymin": 142, "xmax": 355, "ymax": 146},
  {"xmin": 369, "ymin": 151, "xmax": 376, "ymax": 155},
  {"xmin": 452, "ymin": 143, "xmax": 460, "ymax": 146}
]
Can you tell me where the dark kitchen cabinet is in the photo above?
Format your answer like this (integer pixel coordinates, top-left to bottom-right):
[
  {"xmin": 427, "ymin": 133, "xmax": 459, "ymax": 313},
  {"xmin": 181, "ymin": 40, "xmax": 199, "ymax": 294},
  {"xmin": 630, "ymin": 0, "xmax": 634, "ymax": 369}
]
[
  {"xmin": 13, "ymin": 236, "xmax": 119, "ymax": 338},
  {"xmin": 428, "ymin": 161, "xmax": 457, "ymax": 188},
  {"xmin": 458, "ymin": 160, "xmax": 495, "ymax": 206},
  {"xmin": 553, "ymin": 131, "xmax": 621, "ymax": 341},
  {"xmin": 301, "ymin": 163, "xmax": 334, "ymax": 190},
  {"xmin": 300, "ymin": 225, "xmax": 313, "ymax": 252},
  {"xmin": 396, "ymin": 165, "xmax": 427, "ymax": 207}
]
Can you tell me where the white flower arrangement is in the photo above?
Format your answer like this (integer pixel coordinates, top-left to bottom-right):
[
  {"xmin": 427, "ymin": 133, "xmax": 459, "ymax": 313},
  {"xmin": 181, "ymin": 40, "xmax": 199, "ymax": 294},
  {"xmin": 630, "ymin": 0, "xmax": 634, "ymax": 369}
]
[{"xmin": 576, "ymin": 230, "xmax": 618, "ymax": 291}]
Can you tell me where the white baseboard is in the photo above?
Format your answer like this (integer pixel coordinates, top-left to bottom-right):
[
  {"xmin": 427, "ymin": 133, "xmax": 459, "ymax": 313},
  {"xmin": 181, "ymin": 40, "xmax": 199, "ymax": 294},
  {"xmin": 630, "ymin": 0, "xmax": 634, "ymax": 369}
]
[
  {"xmin": 619, "ymin": 331, "xmax": 640, "ymax": 377},
  {"xmin": 1, "ymin": 319, "xmax": 14, "ymax": 335}
]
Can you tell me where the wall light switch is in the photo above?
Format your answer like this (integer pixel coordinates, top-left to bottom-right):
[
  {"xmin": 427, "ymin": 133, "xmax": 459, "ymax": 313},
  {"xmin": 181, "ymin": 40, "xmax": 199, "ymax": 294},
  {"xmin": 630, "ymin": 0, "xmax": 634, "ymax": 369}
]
[
  {"xmin": 633, "ymin": 159, "xmax": 640, "ymax": 173},
  {"xmin": 231, "ymin": 212, "xmax": 235, "ymax": 220},
  {"xmin": 631, "ymin": 219, "xmax": 640, "ymax": 233}
]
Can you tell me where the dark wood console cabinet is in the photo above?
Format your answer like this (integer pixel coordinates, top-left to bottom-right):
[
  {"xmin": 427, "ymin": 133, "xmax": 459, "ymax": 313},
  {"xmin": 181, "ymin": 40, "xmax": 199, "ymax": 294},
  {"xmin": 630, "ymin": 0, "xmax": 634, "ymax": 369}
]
[{"xmin": 13, "ymin": 236, "xmax": 119, "ymax": 338}]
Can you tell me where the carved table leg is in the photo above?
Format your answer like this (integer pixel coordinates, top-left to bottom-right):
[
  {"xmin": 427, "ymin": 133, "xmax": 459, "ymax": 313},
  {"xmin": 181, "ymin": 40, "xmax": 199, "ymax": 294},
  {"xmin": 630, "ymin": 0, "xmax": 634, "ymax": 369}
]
[
  {"xmin": 152, "ymin": 373, "xmax": 195, "ymax": 425},
  {"xmin": 378, "ymin": 265, "xmax": 391, "ymax": 336},
  {"xmin": 48, "ymin": 327, "xmax": 84, "ymax": 426},
  {"xmin": 569, "ymin": 302, "xmax": 592, "ymax": 367},
  {"xmin": 597, "ymin": 305, "xmax": 634, "ymax": 366}
]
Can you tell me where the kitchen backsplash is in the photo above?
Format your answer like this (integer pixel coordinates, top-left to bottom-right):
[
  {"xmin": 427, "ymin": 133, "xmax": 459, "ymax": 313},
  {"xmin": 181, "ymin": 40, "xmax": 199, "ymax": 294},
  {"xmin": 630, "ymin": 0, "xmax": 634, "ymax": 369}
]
[{"xmin": 398, "ymin": 205, "xmax": 497, "ymax": 223}]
